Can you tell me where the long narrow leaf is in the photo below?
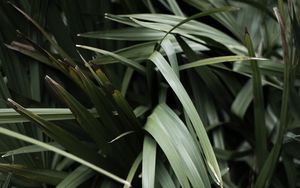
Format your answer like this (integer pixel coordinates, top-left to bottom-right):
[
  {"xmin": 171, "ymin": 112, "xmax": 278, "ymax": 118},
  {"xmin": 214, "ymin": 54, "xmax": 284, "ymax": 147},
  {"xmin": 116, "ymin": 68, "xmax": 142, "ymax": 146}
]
[
  {"xmin": 124, "ymin": 153, "xmax": 142, "ymax": 188},
  {"xmin": 76, "ymin": 45, "xmax": 146, "ymax": 74},
  {"xmin": 244, "ymin": 30, "xmax": 267, "ymax": 170},
  {"xmin": 0, "ymin": 108, "xmax": 98, "ymax": 124},
  {"xmin": 0, "ymin": 163, "xmax": 67, "ymax": 186},
  {"xmin": 142, "ymin": 136, "xmax": 157, "ymax": 188},
  {"xmin": 159, "ymin": 6, "xmax": 238, "ymax": 44},
  {"xmin": 6, "ymin": 99, "xmax": 102, "ymax": 166},
  {"xmin": 148, "ymin": 51, "xmax": 222, "ymax": 186},
  {"xmin": 179, "ymin": 55, "xmax": 266, "ymax": 70},
  {"xmin": 0, "ymin": 127, "xmax": 131, "ymax": 187},
  {"xmin": 144, "ymin": 104, "xmax": 211, "ymax": 188},
  {"xmin": 2, "ymin": 142, "xmax": 62, "ymax": 157},
  {"xmin": 8, "ymin": 2, "xmax": 74, "ymax": 65},
  {"xmin": 255, "ymin": 7, "xmax": 291, "ymax": 188},
  {"xmin": 56, "ymin": 165, "xmax": 94, "ymax": 188}
]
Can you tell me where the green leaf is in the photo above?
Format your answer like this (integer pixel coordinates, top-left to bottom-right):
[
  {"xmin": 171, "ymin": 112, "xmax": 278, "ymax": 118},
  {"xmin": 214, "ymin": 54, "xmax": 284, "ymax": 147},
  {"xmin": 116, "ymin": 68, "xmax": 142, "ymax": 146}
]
[
  {"xmin": 179, "ymin": 55, "xmax": 266, "ymax": 71},
  {"xmin": 91, "ymin": 40, "xmax": 207, "ymax": 65},
  {"xmin": 5, "ymin": 42, "xmax": 52, "ymax": 67},
  {"xmin": 142, "ymin": 136, "xmax": 157, "ymax": 188},
  {"xmin": 231, "ymin": 80, "xmax": 253, "ymax": 118},
  {"xmin": 8, "ymin": 2, "xmax": 75, "ymax": 65},
  {"xmin": 144, "ymin": 104, "xmax": 211, "ymax": 188},
  {"xmin": 0, "ymin": 163, "xmax": 67, "ymax": 186},
  {"xmin": 0, "ymin": 108, "xmax": 98, "ymax": 125},
  {"xmin": 123, "ymin": 153, "xmax": 142, "ymax": 188},
  {"xmin": 78, "ymin": 27, "xmax": 165, "ymax": 41},
  {"xmin": 108, "ymin": 13, "xmax": 245, "ymax": 53},
  {"xmin": 158, "ymin": 6, "xmax": 239, "ymax": 44},
  {"xmin": 255, "ymin": 7, "xmax": 291, "ymax": 188},
  {"xmin": 0, "ymin": 127, "xmax": 131, "ymax": 187},
  {"xmin": 76, "ymin": 45, "xmax": 146, "ymax": 74},
  {"xmin": 244, "ymin": 30, "xmax": 267, "ymax": 169},
  {"xmin": 148, "ymin": 51, "xmax": 221, "ymax": 186},
  {"xmin": 133, "ymin": 106, "xmax": 150, "ymax": 118},
  {"xmin": 44, "ymin": 76, "xmax": 114, "ymax": 157},
  {"xmin": 121, "ymin": 68, "xmax": 134, "ymax": 96},
  {"xmin": 161, "ymin": 38, "xmax": 179, "ymax": 76},
  {"xmin": 56, "ymin": 165, "xmax": 94, "ymax": 188},
  {"xmin": 46, "ymin": 73, "xmax": 136, "ymax": 168},
  {"xmin": 165, "ymin": 0, "xmax": 184, "ymax": 16},
  {"xmin": 1, "ymin": 172, "xmax": 12, "ymax": 188},
  {"xmin": 177, "ymin": 35, "xmax": 233, "ymax": 110},
  {"xmin": 156, "ymin": 160, "xmax": 176, "ymax": 188},
  {"xmin": 2, "ymin": 142, "xmax": 62, "ymax": 157},
  {"xmin": 6, "ymin": 99, "xmax": 101, "ymax": 166}
]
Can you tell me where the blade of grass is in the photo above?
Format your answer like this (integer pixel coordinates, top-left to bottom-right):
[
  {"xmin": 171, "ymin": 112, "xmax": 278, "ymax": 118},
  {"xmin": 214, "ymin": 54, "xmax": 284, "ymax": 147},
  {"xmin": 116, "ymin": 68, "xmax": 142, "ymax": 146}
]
[
  {"xmin": 121, "ymin": 68, "xmax": 134, "ymax": 96},
  {"xmin": 144, "ymin": 108, "xmax": 190, "ymax": 188},
  {"xmin": 144, "ymin": 104, "xmax": 211, "ymax": 188},
  {"xmin": 0, "ymin": 163, "xmax": 67, "ymax": 186},
  {"xmin": 148, "ymin": 51, "xmax": 222, "ymax": 186},
  {"xmin": 244, "ymin": 30, "xmax": 267, "ymax": 170},
  {"xmin": 82, "ymin": 57, "xmax": 141, "ymax": 133},
  {"xmin": 76, "ymin": 45, "xmax": 146, "ymax": 74},
  {"xmin": 176, "ymin": 35, "xmax": 233, "ymax": 110},
  {"xmin": 2, "ymin": 172, "xmax": 12, "ymax": 188},
  {"xmin": 165, "ymin": 0, "xmax": 184, "ymax": 16},
  {"xmin": 8, "ymin": 2, "xmax": 75, "ymax": 65},
  {"xmin": 0, "ymin": 108, "xmax": 98, "ymax": 124},
  {"xmin": 44, "ymin": 76, "xmax": 116, "ymax": 157},
  {"xmin": 2, "ymin": 142, "xmax": 62, "ymax": 157},
  {"xmin": 91, "ymin": 40, "xmax": 207, "ymax": 65},
  {"xmin": 6, "ymin": 99, "xmax": 102, "ymax": 166},
  {"xmin": 123, "ymin": 153, "xmax": 142, "ymax": 188},
  {"xmin": 156, "ymin": 160, "xmax": 176, "ymax": 188},
  {"xmin": 158, "ymin": 6, "xmax": 239, "ymax": 45},
  {"xmin": 5, "ymin": 42, "xmax": 52, "ymax": 67},
  {"xmin": 142, "ymin": 136, "xmax": 157, "ymax": 188},
  {"xmin": 56, "ymin": 165, "xmax": 94, "ymax": 188},
  {"xmin": 255, "ymin": 6, "xmax": 291, "ymax": 188},
  {"xmin": 78, "ymin": 27, "xmax": 165, "ymax": 41},
  {"xmin": 0, "ymin": 127, "xmax": 131, "ymax": 187},
  {"xmin": 179, "ymin": 55, "xmax": 266, "ymax": 70},
  {"xmin": 161, "ymin": 38, "xmax": 179, "ymax": 77},
  {"xmin": 231, "ymin": 80, "xmax": 253, "ymax": 119}
]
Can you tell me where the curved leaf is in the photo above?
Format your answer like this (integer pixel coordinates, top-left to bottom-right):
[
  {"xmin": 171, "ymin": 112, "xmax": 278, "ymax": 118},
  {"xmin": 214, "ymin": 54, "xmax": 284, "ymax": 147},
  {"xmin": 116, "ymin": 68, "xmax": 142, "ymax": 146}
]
[{"xmin": 148, "ymin": 51, "xmax": 222, "ymax": 186}]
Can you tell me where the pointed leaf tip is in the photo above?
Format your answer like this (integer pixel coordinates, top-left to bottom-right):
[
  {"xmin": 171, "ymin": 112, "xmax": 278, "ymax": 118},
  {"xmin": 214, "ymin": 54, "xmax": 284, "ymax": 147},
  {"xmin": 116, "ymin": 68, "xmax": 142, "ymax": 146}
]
[
  {"xmin": 6, "ymin": 98, "xmax": 25, "ymax": 112},
  {"xmin": 45, "ymin": 75, "xmax": 59, "ymax": 87},
  {"xmin": 7, "ymin": 98, "xmax": 18, "ymax": 108}
]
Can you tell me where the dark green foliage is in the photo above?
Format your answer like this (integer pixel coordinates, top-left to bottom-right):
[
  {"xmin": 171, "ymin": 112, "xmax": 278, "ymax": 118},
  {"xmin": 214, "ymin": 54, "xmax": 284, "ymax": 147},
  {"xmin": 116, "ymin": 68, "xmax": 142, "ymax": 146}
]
[{"xmin": 0, "ymin": 0, "xmax": 299, "ymax": 187}]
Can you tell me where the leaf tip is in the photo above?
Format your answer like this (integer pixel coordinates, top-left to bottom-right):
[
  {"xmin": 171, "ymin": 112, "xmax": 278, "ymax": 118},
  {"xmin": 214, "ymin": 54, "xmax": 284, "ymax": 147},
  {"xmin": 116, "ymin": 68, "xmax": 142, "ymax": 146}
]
[
  {"xmin": 1, "ymin": 154, "xmax": 7, "ymax": 158},
  {"xmin": 6, "ymin": 98, "xmax": 22, "ymax": 111},
  {"xmin": 45, "ymin": 75, "xmax": 59, "ymax": 86},
  {"xmin": 7, "ymin": 98, "xmax": 13, "ymax": 104},
  {"xmin": 76, "ymin": 50, "xmax": 89, "ymax": 66}
]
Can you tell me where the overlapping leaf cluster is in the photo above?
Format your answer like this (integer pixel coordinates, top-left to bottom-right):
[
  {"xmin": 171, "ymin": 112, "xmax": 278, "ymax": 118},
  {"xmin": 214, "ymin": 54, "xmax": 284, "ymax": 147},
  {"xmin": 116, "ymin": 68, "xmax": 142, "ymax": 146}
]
[{"xmin": 0, "ymin": 0, "xmax": 300, "ymax": 187}]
